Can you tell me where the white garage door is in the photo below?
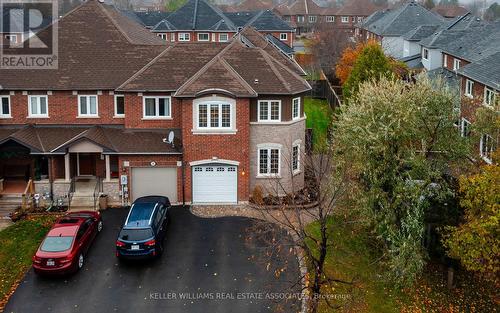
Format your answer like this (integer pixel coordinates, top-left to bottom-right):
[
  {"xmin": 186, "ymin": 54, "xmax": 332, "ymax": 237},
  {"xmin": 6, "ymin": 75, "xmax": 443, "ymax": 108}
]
[
  {"xmin": 192, "ymin": 164, "xmax": 237, "ymax": 203},
  {"xmin": 131, "ymin": 167, "xmax": 177, "ymax": 203}
]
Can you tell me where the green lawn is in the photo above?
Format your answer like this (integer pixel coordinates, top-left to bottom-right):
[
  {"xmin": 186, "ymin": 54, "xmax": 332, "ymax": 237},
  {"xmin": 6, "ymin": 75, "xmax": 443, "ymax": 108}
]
[
  {"xmin": 306, "ymin": 216, "xmax": 403, "ymax": 312},
  {"xmin": 304, "ymin": 97, "xmax": 333, "ymax": 149},
  {"xmin": 0, "ymin": 215, "xmax": 58, "ymax": 308}
]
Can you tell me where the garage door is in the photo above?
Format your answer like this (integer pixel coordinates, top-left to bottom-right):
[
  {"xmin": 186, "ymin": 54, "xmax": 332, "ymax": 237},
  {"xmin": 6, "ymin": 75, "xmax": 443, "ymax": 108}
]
[
  {"xmin": 192, "ymin": 164, "xmax": 237, "ymax": 203},
  {"xmin": 131, "ymin": 167, "xmax": 177, "ymax": 203}
]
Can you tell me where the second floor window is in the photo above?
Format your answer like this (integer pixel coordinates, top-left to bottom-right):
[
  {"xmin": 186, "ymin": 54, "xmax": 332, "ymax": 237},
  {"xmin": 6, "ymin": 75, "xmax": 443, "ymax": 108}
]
[
  {"xmin": 460, "ymin": 118, "xmax": 471, "ymax": 137},
  {"xmin": 197, "ymin": 33, "xmax": 209, "ymax": 41},
  {"xmin": 453, "ymin": 58, "xmax": 460, "ymax": 71},
  {"xmin": 143, "ymin": 96, "xmax": 171, "ymax": 119},
  {"xmin": 422, "ymin": 48, "xmax": 429, "ymax": 60},
  {"xmin": 197, "ymin": 102, "xmax": 232, "ymax": 129},
  {"xmin": 29, "ymin": 95, "xmax": 48, "ymax": 117},
  {"xmin": 0, "ymin": 96, "xmax": 10, "ymax": 117},
  {"xmin": 219, "ymin": 33, "xmax": 228, "ymax": 42},
  {"xmin": 280, "ymin": 33, "xmax": 287, "ymax": 41},
  {"xmin": 178, "ymin": 33, "xmax": 190, "ymax": 41},
  {"xmin": 258, "ymin": 100, "xmax": 281, "ymax": 122},
  {"xmin": 114, "ymin": 95, "xmax": 125, "ymax": 117},
  {"xmin": 297, "ymin": 15, "xmax": 304, "ymax": 22},
  {"xmin": 341, "ymin": 16, "xmax": 349, "ymax": 23},
  {"xmin": 484, "ymin": 87, "xmax": 496, "ymax": 108},
  {"xmin": 326, "ymin": 16, "xmax": 334, "ymax": 22},
  {"xmin": 480, "ymin": 134, "xmax": 495, "ymax": 164},
  {"xmin": 309, "ymin": 15, "xmax": 317, "ymax": 23},
  {"xmin": 292, "ymin": 97, "xmax": 300, "ymax": 120},
  {"xmin": 465, "ymin": 80, "xmax": 474, "ymax": 98},
  {"xmin": 78, "ymin": 95, "xmax": 98, "ymax": 117}
]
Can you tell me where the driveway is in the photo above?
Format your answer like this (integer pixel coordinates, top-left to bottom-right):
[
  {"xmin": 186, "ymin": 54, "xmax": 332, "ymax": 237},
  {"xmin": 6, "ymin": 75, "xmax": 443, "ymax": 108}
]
[{"xmin": 4, "ymin": 207, "xmax": 301, "ymax": 313}]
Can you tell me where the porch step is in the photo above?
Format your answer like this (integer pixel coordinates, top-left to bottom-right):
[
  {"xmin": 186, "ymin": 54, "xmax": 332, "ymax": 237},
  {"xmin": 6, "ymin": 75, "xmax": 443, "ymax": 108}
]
[{"xmin": 0, "ymin": 194, "xmax": 22, "ymax": 218}]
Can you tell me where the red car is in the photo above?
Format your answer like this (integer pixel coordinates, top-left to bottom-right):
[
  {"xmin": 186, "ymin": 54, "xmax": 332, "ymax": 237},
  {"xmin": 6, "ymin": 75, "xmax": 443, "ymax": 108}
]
[{"xmin": 33, "ymin": 211, "xmax": 103, "ymax": 275}]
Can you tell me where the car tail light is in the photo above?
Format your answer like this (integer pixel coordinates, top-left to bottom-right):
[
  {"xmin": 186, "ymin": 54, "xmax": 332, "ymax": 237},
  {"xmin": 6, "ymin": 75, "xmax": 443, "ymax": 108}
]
[
  {"xmin": 32, "ymin": 256, "xmax": 42, "ymax": 264},
  {"xmin": 60, "ymin": 257, "xmax": 72, "ymax": 264},
  {"xmin": 145, "ymin": 239, "xmax": 156, "ymax": 247},
  {"xmin": 116, "ymin": 240, "xmax": 126, "ymax": 247}
]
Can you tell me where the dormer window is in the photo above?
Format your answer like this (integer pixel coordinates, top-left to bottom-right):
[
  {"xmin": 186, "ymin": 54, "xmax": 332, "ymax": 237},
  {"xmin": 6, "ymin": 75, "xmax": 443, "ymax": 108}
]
[
  {"xmin": 453, "ymin": 58, "xmax": 461, "ymax": 71},
  {"xmin": 422, "ymin": 48, "xmax": 429, "ymax": 60}
]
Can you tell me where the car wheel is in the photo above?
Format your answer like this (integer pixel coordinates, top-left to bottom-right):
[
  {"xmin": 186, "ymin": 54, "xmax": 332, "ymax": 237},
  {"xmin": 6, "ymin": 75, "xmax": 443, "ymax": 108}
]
[
  {"xmin": 77, "ymin": 253, "xmax": 84, "ymax": 270},
  {"xmin": 97, "ymin": 220, "xmax": 103, "ymax": 233}
]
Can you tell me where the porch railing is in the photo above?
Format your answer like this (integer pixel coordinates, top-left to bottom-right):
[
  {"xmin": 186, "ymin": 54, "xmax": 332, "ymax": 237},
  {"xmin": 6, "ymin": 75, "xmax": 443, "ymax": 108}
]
[
  {"xmin": 93, "ymin": 177, "xmax": 103, "ymax": 211},
  {"xmin": 67, "ymin": 176, "xmax": 76, "ymax": 210},
  {"xmin": 21, "ymin": 179, "xmax": 34, "ymax": 210}
]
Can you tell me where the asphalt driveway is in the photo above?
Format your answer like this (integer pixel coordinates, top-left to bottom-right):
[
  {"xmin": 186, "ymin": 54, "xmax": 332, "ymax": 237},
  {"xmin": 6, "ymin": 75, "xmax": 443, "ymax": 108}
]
[{"xmin": 4, "ymin": 207, "xmax": 301, "ymax": 313}]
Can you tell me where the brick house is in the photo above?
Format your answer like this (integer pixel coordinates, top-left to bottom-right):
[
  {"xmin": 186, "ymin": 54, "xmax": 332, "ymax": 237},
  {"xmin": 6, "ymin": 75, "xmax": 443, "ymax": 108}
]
[
  {"xmin": 148, "ymin": 0, "xmax": 295, "ymax": 49},
  {"xmin": 0, "ymin": 0, "xmax": 310, "ymax": 207}
]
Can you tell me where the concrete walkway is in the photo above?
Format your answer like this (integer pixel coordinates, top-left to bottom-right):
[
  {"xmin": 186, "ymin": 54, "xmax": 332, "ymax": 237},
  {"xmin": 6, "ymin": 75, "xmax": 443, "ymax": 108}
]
[{"xmin": 0, "ymin": 218, "xmax": 13, "ymax": 231}]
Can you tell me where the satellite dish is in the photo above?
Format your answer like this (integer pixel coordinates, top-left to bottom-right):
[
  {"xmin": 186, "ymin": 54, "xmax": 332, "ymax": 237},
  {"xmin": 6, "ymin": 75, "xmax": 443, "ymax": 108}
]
[{"xmin": 167, "ymin": 131, "xmax": 175, "ymax": 144}]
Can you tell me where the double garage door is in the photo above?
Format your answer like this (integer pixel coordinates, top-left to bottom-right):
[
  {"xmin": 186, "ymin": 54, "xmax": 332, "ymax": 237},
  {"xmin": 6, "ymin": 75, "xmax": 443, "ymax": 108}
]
[
  {"xmin": 131, "ymin": 167, "xmax": 177, "ymax": 203},
  {"xmin": 192, "ymin": 164, "xmax": 237, "ymax": 204}
]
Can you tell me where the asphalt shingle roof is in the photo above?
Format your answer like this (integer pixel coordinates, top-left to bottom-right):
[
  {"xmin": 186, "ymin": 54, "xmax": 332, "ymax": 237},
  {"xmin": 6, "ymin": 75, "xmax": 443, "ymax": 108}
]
[
  {"xmin": 402, "ymin": 24, "xmax": 440, "ymax": 41},
  {"xmin": 226, "ymin": 10, "xmax": 293, "ymax": 31},
  {"xmin": 362, "ymin": 1, "xmax": 444, "ymax": 36},
  {"xmin": 457, "ymin": 52, "xmax": 500, "ymax": 90}
]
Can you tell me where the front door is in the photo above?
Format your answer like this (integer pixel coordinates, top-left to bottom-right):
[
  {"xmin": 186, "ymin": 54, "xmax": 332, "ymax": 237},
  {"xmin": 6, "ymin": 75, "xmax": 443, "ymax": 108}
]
[{"xmin": 78, "ymin": 153, "xmax": 95, "ymax": 176}]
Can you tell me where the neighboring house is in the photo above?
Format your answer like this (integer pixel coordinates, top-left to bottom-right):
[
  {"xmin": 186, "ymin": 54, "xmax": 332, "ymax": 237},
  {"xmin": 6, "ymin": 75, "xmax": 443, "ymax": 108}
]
[
  {"xmin": 131, "ymin": 11, "xmax": 170, "ymax": 29},
  {"xmin": 221, "ymin": 0, "xmax": 275, "ymax": 13},
  {"xmin": 431, "ymin": 5, "xmax": 469, "ymax": 19},
  {"xmin": 0, "ymin": 0, "xmax": 310, "ymax": 206},
  {"xmin": 456, "ymin": 52, "xmax": 499, "ymax": 164},
  {"xmin": 275, "ymin": 0, "xmax": 382, "ymax": 35},
  {"xmin": 358, "ymin": 1, "xmax": 444, "ymax": 58},
  {"xmin": 149, "ymin": 0, "xmax": 295, "ymax": 49}
]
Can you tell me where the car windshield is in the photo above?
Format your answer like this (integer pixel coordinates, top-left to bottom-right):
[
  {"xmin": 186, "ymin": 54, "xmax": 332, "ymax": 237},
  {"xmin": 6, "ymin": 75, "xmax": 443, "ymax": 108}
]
[
  {"xmin": 125, "ymin": 203, "xmax": 157, "ymax": 228},
  {"xmin": 41, "ymin": 236, "xmax": 74, "ymax": 252},
  {"xmin": 119, "ymin": 228, "xmax": 154, "ymax": 241}
]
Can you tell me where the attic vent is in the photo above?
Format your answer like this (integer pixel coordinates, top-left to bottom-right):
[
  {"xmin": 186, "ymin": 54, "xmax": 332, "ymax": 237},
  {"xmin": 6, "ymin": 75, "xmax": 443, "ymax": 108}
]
[{"xmin": 254, "ymin": 78, "xmax": 259, "ymax": 84}]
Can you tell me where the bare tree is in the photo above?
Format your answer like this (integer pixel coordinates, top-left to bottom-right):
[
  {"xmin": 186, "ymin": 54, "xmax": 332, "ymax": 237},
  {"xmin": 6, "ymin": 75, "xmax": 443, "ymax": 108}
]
[{"xmin": 249, "ymin": 142, "xmax": 356, "ymax": 313}]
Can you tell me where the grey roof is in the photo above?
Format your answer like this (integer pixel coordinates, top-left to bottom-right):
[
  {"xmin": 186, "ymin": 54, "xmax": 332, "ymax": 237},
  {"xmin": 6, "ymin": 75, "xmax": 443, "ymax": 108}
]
[
  {"xmin": 403, "ymin": 25, "xmax": 440, "ymax": 41},
  {"xmin": 362, "ymin": 1, "xmax": 444, "ymax": 36},
  {"xmin": 156, "ymin": 0, "xmax": 235, "ymax": 31},
  {"xmin": 265, "ymin": 34, "xmax": 294, "ymax": 55},
  {"xmin": 1, "ymin": 5, "xmax": 52, "ymax": 33},
  {"xmin": 426, "ymin": 67, "xmax": 460, "ymax": 93},
  {"xmin": 227, "ymin": 10, "xmax": 293, "ymax": 31},
  {"xmin": 398, "ymin": 54, "xmax": 423, "ymax": 69},
  {"xmin": 133, "ymin": 11, "xmax": 170, "ymax": 28},
  {"xmin": 457, "ymin": 52, "xmax": 500, "ymax": 90}
]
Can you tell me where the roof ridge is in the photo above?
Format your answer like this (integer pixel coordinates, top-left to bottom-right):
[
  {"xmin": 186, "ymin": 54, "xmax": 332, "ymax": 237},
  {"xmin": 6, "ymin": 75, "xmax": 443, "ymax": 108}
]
[
  {"xmin": 33, "ymin": 126, "xmax": 45, "ymax": 152},
  {"xmin": 98, "ymin": 3, "xmax": 135, "ymax": 45},
  {"xmin": 263, "ymin": 50, "xmax": 312, "ymax": 91},
  {"xmin": 117, "ymin": 45, "xmax": 174, "ymax": 90},
  {"xmin": 380, "ymin": 2, "xmax": 410, "ymax": 33},
  {"xmin": 202, "ymin": 0, "xmax": 237, "ymax": 30},
  {"xmin": 50, "ymin": 127, "xmax": 89, "ymax": 152},
  {"xmin": 259, "ymin": 49, "xmax": 291, "ymax": 92},
  {"xmin": 98, "ymin": 126, "xmax": 118, "ymax": 152},
  {"xmin": 193, "ymin": 0, "xmax": 199, "ymax": 29},
  {"xmin": 174, "ymin": 41, "xmax": 239, "ymax": 95}
]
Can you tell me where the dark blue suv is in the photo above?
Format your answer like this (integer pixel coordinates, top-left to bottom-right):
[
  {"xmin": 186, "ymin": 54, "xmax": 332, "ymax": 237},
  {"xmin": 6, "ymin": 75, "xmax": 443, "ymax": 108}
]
[{"xmin": 116, "ymin": 196, "xmax": 171, "ymax": 259}]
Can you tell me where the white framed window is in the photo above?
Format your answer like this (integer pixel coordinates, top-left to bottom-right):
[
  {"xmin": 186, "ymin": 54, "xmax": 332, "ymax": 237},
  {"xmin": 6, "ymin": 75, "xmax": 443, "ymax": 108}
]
[
  {"xmin": 0, "ymin": 96, "xmax": 11, "ymax": 117},
  {"xmin": 219, "ymin": 33, "xmax": 228, "ymax": 42},
  {"xmin": 308, "ymin": 15, "xmax": 317, "ymax": 23},
  {"xmin": 114, "ymin": 95, "xmax": 125, "ymax": 117},
  {"xmin": 292, "ymin": 97, "xmax": 300, "ymax": 120},
  {"xmin": 143, "ymin": 96, "xmax": 171, "ymax": 119},
  {"xmin": 480, "ymin": 134, "xmax": 495, "ymax": 164},
  {"xmin": 28, "ymin": 95, "xmax": 48, "ymax": 117},
  {"xmin": 258, "ymin": 100, "xmax": 281, "ymax": 122},
  {"xmin": 422, "ymin": 48, "xmax": 429, "ymax": 60},
  {"xmin": 178, "ymin": 33, "xmax": 190, "ymax": 41},
  {"xmin": 357, "ymin": 16, "xmax": 363, "ymax": 22},
  {"xmin": 484, "ymin": 87, "xmax": 496, "ymax": 108},
  {"xmin": 453, "ymin": 58, "xmax": 460, "ymax": 71},
  {"xmin": 460, "ymin": 118, "xmax": 471, "ymax": 137},
  {"xmin": 5, "ymin": 34, "xmax": 17, "ymax": 43},
  {"xmin": 158, "ymin": 33, "xmax": 167, "ymax": 40},
  {"xmin": 170, "ymin": 33, "xmax": 175, "ymax": 42},
  {"xmin": 283, "ymin": 15, "xmax": 291, "ymax": 22},
  {"xmin": 78, "ymin": 95, "xmax": 98, "ymax": 117},
  {"xmin": 196, "ymin": 101, "xmax": 233, "ymax": 130},
  {"xmin": 279, "ymin": 33, "xmax": 287, "ymax": 41},
  {"xmin": 258, "ymin": 146, "xmax": 280, "ymax": 176},
  {"xmin": 464, "ymin": 79, "xmax": 474, "ymax": 98},
  {"xmin": 341, "ymin": 16, "xmax": 349, "ymax": 23},
  {"xmin": 326, "ymin": 16, "xmax": 334, "ymax": 22},
  {"xmin": 443, "ymin": 54, "xmax": 447, "ymax": 67},
  {"xmin": 197, "ymin": 33, "xmax": 209, "ymax": 41},
  {"xmin": 297, "ymin": 15, "xmax": 304, "ymax": 22},
  {"xmin": 292, "ymin": 143, "xmax": 300, "ymax": 173}
]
